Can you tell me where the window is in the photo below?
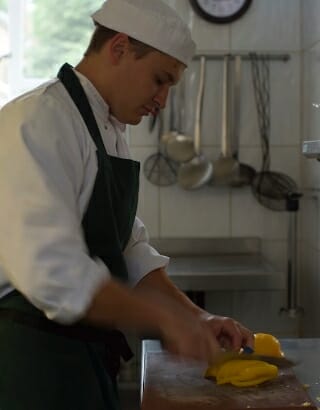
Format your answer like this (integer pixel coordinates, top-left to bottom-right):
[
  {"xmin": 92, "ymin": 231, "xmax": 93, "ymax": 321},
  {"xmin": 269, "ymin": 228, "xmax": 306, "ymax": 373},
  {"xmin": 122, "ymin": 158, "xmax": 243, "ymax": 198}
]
[{"xmin": 0, "ymin": 0, "xmax": 101, "ymax": 107}]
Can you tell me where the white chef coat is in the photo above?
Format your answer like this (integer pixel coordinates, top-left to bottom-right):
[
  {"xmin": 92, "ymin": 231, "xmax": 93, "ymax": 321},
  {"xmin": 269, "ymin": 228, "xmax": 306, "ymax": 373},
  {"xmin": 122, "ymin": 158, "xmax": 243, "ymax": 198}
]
[{"xmin": 0, "ymin": 69, "xmax": 169, "ymax": 324}]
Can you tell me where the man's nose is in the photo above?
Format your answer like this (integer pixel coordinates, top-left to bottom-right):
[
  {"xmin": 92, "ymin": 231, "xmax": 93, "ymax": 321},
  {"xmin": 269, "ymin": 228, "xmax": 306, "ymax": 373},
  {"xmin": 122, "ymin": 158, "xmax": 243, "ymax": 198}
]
[{"xmin": 154, "ymin": 86, "xmax": 170, "ymax": 109}]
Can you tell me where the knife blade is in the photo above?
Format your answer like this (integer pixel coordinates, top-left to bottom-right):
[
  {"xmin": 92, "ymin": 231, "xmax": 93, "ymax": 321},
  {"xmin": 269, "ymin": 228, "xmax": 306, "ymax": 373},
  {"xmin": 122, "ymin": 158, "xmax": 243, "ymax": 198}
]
[{"xmin": 212, "ymin": 352, "xmax": 297, "ymax": 369}]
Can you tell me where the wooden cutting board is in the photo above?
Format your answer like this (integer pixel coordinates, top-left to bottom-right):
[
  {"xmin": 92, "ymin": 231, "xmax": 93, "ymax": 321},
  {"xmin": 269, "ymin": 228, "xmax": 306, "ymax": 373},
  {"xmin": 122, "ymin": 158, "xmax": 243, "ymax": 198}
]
[{"xmin": 141, "ymin": 352, "xmax": 317, "ymax": 410}]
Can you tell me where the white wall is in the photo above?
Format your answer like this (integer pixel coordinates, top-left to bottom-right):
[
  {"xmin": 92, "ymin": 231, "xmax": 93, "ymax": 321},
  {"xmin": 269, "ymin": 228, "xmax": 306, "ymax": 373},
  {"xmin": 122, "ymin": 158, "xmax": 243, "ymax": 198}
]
[
  {"xmin": 301, "ymin": 0, "xmax": 320, "ymax": 336},
  {"xmin": 128, "ymin": 0, "xmax": 302, "ymax": 336}
]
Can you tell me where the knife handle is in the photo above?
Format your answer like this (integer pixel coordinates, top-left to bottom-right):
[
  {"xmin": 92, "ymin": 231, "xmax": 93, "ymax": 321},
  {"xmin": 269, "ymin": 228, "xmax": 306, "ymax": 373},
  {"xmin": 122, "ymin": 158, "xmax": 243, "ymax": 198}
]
[{"xmin": 243, "ymin": 346, "xmax": 254, "ymax": 354}]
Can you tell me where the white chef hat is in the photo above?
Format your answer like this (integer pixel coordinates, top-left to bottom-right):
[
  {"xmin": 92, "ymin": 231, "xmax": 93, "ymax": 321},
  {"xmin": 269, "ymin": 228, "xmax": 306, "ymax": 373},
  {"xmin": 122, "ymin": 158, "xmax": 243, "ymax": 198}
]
[{"xmin": 91, "ymin": 0, "xmax": 196, "ymax": 66}]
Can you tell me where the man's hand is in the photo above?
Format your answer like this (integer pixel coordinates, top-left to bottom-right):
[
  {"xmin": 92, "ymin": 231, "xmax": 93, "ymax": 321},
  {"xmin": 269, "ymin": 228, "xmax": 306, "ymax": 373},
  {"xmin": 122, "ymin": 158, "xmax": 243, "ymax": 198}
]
[
  {"xmin": 157, "ymin": 306, "xmax": 221, "ymax": 363},
  {"xmin": 199, "ymin": 312, "xmax": 254, "ymax": 352},
  {"xmin": 158, "ymin": 308, "xmax": 254, "ymax": 364},
  {"xmin": 134, "ymin": 268, "xmax": 254, "ymax": 363}
]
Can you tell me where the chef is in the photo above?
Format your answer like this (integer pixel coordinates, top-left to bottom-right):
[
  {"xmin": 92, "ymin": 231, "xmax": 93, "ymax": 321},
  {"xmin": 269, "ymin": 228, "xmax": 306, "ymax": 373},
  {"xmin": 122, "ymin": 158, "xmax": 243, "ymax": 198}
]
[{"xmin": 0, "ymin": 0, "xmax": 254, "ymax": 409}]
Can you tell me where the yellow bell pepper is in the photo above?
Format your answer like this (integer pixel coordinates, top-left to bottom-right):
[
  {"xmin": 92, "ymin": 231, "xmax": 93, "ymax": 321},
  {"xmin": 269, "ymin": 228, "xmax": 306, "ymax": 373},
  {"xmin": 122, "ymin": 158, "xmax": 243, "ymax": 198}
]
[
  {"xmin": 205, "ymin": 332, "xmax": 283, "ymax": 387},
  {"xmin": 254, "ymin": 333, "xmax": 284, "ymax": 357},
  {"xmin": 205, "ymin": 359, "xmax": 278, "ymax": 387}
]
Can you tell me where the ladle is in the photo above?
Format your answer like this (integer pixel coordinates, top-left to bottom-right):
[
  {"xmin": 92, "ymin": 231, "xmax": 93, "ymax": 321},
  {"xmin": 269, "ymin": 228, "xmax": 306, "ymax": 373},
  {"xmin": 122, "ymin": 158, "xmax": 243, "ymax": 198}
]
[
  {"xmin": 161, "ymin": 87, "xmax": 178, "ymax": 145},
  {"xmin": 165, "ymin": 74, "xmax": 196, "ymax": 163},
  {"xmin": 177, "ymin": 56, "xmax": 213, "ymax": 190},
  {"xmin": 229, "ymin": 55, "xmax": 256, "ymax": 187},
  {"xmin": 210, "ymin": 54, "xmax": 239, "ymax": 186}
]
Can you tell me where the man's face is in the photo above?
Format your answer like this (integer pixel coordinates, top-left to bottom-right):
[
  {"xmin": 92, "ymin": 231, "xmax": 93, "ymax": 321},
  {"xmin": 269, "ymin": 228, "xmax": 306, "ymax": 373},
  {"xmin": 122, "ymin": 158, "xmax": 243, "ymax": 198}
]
[{"xmin": 110, "ymin": 50, "xmax": 185, "ymax": 125}]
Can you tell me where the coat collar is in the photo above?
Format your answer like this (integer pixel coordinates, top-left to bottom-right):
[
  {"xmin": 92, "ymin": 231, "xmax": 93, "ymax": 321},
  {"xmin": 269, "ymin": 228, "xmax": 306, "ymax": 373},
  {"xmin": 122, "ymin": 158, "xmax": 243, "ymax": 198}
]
[{"xmin": 73, "ymin": 69, "xmax": 126, "ymax": 132}]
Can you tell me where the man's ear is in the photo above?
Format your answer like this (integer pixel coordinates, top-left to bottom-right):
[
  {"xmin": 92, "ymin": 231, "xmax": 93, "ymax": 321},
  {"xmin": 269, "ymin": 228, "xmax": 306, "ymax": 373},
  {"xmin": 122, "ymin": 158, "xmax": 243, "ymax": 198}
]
[{"xmin": 107, "ymin": 33, "xmax": 131, "ymax": 64}]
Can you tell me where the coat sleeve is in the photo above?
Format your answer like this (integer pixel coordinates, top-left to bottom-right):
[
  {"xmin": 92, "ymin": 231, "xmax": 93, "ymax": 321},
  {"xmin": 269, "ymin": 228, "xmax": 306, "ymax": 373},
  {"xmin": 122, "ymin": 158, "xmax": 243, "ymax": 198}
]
[
  {"xmin": 123, "ymin": 217, "xmax": 169, "ymax": 287},
  {"xmin": 0, "ymin": 91, "xmax": 110, "ymax": 324}
]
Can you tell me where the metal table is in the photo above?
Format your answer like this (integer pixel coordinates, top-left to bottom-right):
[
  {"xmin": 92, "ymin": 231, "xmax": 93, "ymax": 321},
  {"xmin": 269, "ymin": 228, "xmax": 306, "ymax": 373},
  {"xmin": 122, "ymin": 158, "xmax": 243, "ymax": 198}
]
[
  {"xmin": 141, "ymin": 338, "xmax": 320, "ymax": 406},
  {"xmin": 279, "ymin": 338, "xmax": 320, "ymax": 403}
]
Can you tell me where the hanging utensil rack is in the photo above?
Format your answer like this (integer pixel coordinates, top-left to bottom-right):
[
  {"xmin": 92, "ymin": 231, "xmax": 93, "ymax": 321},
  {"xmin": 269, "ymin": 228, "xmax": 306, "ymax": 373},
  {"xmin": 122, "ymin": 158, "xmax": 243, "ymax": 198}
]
[{"xmin": 192, "ymin": 52, "xmax": 290, "ymax": 62}]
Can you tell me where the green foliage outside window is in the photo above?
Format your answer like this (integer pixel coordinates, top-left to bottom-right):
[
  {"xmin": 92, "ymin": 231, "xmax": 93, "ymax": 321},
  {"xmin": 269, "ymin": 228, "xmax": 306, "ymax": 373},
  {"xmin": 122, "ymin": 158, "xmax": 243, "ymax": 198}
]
[
  {"xmin": 0, "ymin": 0, "xmax": 7, "ymax": 11},
  {"xmin": 25, "ymin": 0, "xmax": 101, "ymax": 78}
]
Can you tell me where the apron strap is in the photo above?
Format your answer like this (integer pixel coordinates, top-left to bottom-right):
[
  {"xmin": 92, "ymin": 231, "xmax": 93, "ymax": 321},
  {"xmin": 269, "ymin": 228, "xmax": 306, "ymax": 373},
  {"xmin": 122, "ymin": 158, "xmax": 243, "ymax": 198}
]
[{"xmin": 57, "ymin": 63, "xmax": 108, "ymax": 156}]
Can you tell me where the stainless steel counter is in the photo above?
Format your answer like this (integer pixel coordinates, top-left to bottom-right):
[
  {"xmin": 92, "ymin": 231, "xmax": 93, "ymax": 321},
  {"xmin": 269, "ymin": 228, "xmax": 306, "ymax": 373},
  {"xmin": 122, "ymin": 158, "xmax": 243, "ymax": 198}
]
[
  {"xmin": 279, "ymin": 338, "xmax": 320, "ymax": 403},
  {"xmin": 150, "ymin": 238, "xmax": 284, "ymax": 291},
  {"xmin": 166, "ymin": 254, "xmax": 284, "ymax": 291},
  {"xmin": 142, "ymin": 338, "xmax": 320, "ymax": 405}
]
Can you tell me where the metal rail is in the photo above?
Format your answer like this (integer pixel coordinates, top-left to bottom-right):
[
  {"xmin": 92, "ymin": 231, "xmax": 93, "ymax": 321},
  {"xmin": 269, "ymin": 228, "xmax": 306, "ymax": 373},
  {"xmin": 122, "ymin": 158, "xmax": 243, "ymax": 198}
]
[
  {"xmin": 0, "ymin": 53, "xmax": 11, "ymax": 62},
  {"xmin": 193, "ymin": 52, "xmax": 290, "ymax": 62}
]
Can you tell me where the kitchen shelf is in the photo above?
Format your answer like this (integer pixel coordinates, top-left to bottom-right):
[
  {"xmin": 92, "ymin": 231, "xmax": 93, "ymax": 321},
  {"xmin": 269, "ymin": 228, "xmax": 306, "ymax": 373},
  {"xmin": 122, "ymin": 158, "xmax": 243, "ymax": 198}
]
[
  {"xmin": 167, "ymin": 254, "xmax": 283, "ymax": 291},
  {"xmin": 150, "ymin": 237, "xmax": 284, "ymax": 291}
]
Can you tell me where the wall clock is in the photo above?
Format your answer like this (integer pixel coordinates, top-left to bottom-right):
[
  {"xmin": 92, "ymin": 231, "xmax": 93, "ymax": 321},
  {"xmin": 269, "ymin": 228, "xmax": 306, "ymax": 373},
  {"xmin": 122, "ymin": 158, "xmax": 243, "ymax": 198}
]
[{"xmin": 190, "ymin": 0, "xmax": 253, "ymax": 24}]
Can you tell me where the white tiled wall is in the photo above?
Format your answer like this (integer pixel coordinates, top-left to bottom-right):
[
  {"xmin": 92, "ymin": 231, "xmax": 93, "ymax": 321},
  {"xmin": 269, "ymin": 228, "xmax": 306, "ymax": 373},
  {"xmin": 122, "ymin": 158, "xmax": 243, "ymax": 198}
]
[
  {"xmin": 129, "ymin": 0, "xmax": 303, "ymax": 336},
  {"xmin": 301, "ymin": 1, "xmax": 320, "ymax": 336}
]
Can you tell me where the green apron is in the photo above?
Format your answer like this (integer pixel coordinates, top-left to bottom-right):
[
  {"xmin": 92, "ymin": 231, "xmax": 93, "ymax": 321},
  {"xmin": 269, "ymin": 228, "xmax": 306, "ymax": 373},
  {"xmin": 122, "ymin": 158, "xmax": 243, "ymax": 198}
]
[{"xmin": 0, "ymin": 63, "xmax": 140, "ymax": 410}]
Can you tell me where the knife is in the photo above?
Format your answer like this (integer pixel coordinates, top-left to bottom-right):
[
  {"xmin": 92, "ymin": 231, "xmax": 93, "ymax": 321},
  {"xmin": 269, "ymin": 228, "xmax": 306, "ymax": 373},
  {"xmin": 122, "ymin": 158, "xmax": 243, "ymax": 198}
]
[{"xmin": 212, "ymin": 351, "xmax": 297, "ymax": 369}]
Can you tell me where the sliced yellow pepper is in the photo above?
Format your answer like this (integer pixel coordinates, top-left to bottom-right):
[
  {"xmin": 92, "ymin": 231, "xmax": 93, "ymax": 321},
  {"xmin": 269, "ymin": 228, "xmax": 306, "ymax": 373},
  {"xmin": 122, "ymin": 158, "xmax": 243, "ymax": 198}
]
[
  {"xmin": 205, "ymin": 359, "xmax": 278, "ymax": 387},
  {"xmin": 254, "ymin": 333, "xmax": 284, "ymax": 357},
  {"xmin": 205, "ymin": 332, "xmax": 283, "ymax": 387}
]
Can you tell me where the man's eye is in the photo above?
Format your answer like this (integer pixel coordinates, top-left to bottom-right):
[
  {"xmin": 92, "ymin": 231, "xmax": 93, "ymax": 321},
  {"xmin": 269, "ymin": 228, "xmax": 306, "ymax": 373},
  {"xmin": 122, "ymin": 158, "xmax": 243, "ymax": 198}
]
[{"xmin": 155, "ymin": 77, "xmax": 165, "ymax": 86}]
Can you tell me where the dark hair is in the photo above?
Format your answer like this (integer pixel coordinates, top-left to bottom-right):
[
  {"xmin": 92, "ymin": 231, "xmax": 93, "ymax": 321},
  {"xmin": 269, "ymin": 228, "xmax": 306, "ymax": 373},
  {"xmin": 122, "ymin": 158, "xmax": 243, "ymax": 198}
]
[{"xmin": 84, "ymin": 23, "xmax": 156, "ymax": 58}]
